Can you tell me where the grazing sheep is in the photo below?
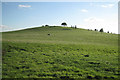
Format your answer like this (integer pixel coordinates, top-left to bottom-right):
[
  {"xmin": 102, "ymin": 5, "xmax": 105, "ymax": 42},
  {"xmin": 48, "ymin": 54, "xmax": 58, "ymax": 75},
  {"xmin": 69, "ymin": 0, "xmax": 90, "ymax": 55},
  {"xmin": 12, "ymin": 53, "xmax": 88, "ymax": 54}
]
[{"xmin": 48, "ymin": 34, "xmax": 50, "ymax": 36}]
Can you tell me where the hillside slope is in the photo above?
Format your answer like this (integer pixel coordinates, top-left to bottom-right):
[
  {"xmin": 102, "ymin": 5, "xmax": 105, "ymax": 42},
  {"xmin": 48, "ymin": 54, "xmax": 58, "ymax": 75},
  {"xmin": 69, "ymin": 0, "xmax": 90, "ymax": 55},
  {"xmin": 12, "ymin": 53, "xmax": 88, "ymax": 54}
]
[
  {"xmin": 2, "ymin": 26, "xmax": 119, "ymax": 79},
  {"xmin": 2, "ymin": 26, "xmax": 118, "ymax": 46}
]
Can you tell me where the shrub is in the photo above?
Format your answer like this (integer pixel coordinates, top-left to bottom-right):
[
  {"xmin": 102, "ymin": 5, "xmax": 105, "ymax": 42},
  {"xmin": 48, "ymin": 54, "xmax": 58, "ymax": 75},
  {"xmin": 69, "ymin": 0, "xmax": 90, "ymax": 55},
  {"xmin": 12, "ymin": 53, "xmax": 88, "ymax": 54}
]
[
  {"xmin": 61, "ymin": 22, "xmax": 67, "ymax": 26},
  {"xmin": 95, "ymin": 29, "xmax": 98, "ymax": 31},
  {"xmin": 99, "ymin": 28, "xmax": 104, "ymax": 32},
  {"xmin": 45, "ymin": 25, "xmax": 49, "ymax": 26}
]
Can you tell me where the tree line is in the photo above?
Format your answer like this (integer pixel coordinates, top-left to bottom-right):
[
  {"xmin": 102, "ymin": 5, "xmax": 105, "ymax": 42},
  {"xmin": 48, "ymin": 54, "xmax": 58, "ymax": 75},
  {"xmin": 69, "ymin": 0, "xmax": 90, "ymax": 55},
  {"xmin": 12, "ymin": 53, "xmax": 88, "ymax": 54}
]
[
  {"xmin": 43, "ymin": 22, "xmax": 111, "ymax": 33},
  {"xmin": 61, "ymin": 22, "xmax": 110, "ymax": 33}
]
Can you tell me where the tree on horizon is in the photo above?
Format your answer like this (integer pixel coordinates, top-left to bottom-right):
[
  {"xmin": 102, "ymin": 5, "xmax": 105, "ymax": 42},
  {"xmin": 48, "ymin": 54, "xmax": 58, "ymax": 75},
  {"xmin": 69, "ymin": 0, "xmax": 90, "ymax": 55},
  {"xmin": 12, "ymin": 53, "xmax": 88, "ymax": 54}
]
[
  {"xmin": 99, "ymin": 28, "xmax": 104, "ymax": 32},
  {"xmin": 61, "ymin": 22, "xmax": 67, "ymax": 26}
]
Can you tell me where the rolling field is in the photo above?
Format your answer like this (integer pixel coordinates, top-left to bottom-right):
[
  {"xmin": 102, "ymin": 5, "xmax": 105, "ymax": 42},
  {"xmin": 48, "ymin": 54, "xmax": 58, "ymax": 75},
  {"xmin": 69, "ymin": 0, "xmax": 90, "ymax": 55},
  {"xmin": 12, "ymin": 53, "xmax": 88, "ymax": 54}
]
[{"xmin": 2, "ymin": 26, "xmax": 119, "ymax": 79}]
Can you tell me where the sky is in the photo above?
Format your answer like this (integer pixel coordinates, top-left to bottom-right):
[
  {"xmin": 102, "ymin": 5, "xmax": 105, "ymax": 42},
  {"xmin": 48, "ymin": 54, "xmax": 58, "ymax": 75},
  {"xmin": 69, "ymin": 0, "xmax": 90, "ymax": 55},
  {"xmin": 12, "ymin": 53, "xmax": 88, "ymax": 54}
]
[{"xmin": 1, "ymin": 2, "xmax": 118, "ymax": 34}]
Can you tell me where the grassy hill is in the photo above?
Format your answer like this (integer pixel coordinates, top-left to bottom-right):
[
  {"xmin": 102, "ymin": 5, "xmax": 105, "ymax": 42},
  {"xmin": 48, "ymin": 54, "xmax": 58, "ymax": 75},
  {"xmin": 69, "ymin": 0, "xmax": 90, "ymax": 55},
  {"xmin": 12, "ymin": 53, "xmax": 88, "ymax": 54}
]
[{"xmin": 2, "ymin": 26, "xmax": 119, "ymax": 79}]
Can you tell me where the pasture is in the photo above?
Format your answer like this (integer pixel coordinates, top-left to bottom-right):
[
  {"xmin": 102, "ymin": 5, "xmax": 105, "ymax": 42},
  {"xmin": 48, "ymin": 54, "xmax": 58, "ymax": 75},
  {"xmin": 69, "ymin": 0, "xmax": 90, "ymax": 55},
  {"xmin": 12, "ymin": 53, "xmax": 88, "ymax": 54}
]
[{"xmin": 2, "ymin": 26, "xmax": 119, "ymax": 79}]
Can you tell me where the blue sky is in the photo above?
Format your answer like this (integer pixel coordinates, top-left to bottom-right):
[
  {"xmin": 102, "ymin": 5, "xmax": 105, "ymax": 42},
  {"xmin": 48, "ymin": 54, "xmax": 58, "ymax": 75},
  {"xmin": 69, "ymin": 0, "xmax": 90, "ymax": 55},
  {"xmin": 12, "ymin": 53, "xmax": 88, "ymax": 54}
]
[{"xmin": 1, "ymin": 2, "xmax": 118, "ymax": 33}]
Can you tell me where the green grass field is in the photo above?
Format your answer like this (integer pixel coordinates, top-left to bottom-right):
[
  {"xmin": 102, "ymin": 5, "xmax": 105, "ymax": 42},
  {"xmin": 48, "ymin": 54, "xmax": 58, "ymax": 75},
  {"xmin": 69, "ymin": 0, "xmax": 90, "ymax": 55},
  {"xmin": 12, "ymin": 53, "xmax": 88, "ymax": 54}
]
[{"xmin": 2, "ymin": 26, "xmax": 119, "ymax": 79}]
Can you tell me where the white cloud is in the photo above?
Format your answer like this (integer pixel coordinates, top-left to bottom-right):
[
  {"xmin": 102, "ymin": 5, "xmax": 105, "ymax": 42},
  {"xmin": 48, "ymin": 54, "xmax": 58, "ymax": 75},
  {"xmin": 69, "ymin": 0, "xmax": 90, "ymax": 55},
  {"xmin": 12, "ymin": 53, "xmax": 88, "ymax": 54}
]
[
  {"xmin": 18, "ymin": 5, "xmax": 31, "ymax": 8},
  {"xmin": 101, "ymin": 4, "xmax": 114, "ymax": 8},
  {"xmin": 0, "ymin": 25, "xmax": 12, "ymax": 29},
  {"xmin": 84, "ymin": 17, "xmax": 104, "ymax": 22},
  {"xmin": 0, "ymin": 25, "xmax": 42, "ymax": 32},
  {"xmin": 0, "ymin": 25, "xmax": 14, "ymax": 32},
  {"xmin": 89, "ymin": 3, "xmax": 94, "ymax": 6},
  {"xmin": 89, "ymin": 3, "xmax": 115, "ymax": 8},
  {"xmin": 0, "ymin": 25, "xmax": 8, "ymax": 28},
  {"xmin": 79, "ymin": 16, "xmax": 118, "ymax": 34},
  {"xmin": 81, "ymin": 9, "xmax": 88, "ymax": 12},
  {"xmin": 101, "ymin": 5, "xmax": 108, "ymax": 8}
]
